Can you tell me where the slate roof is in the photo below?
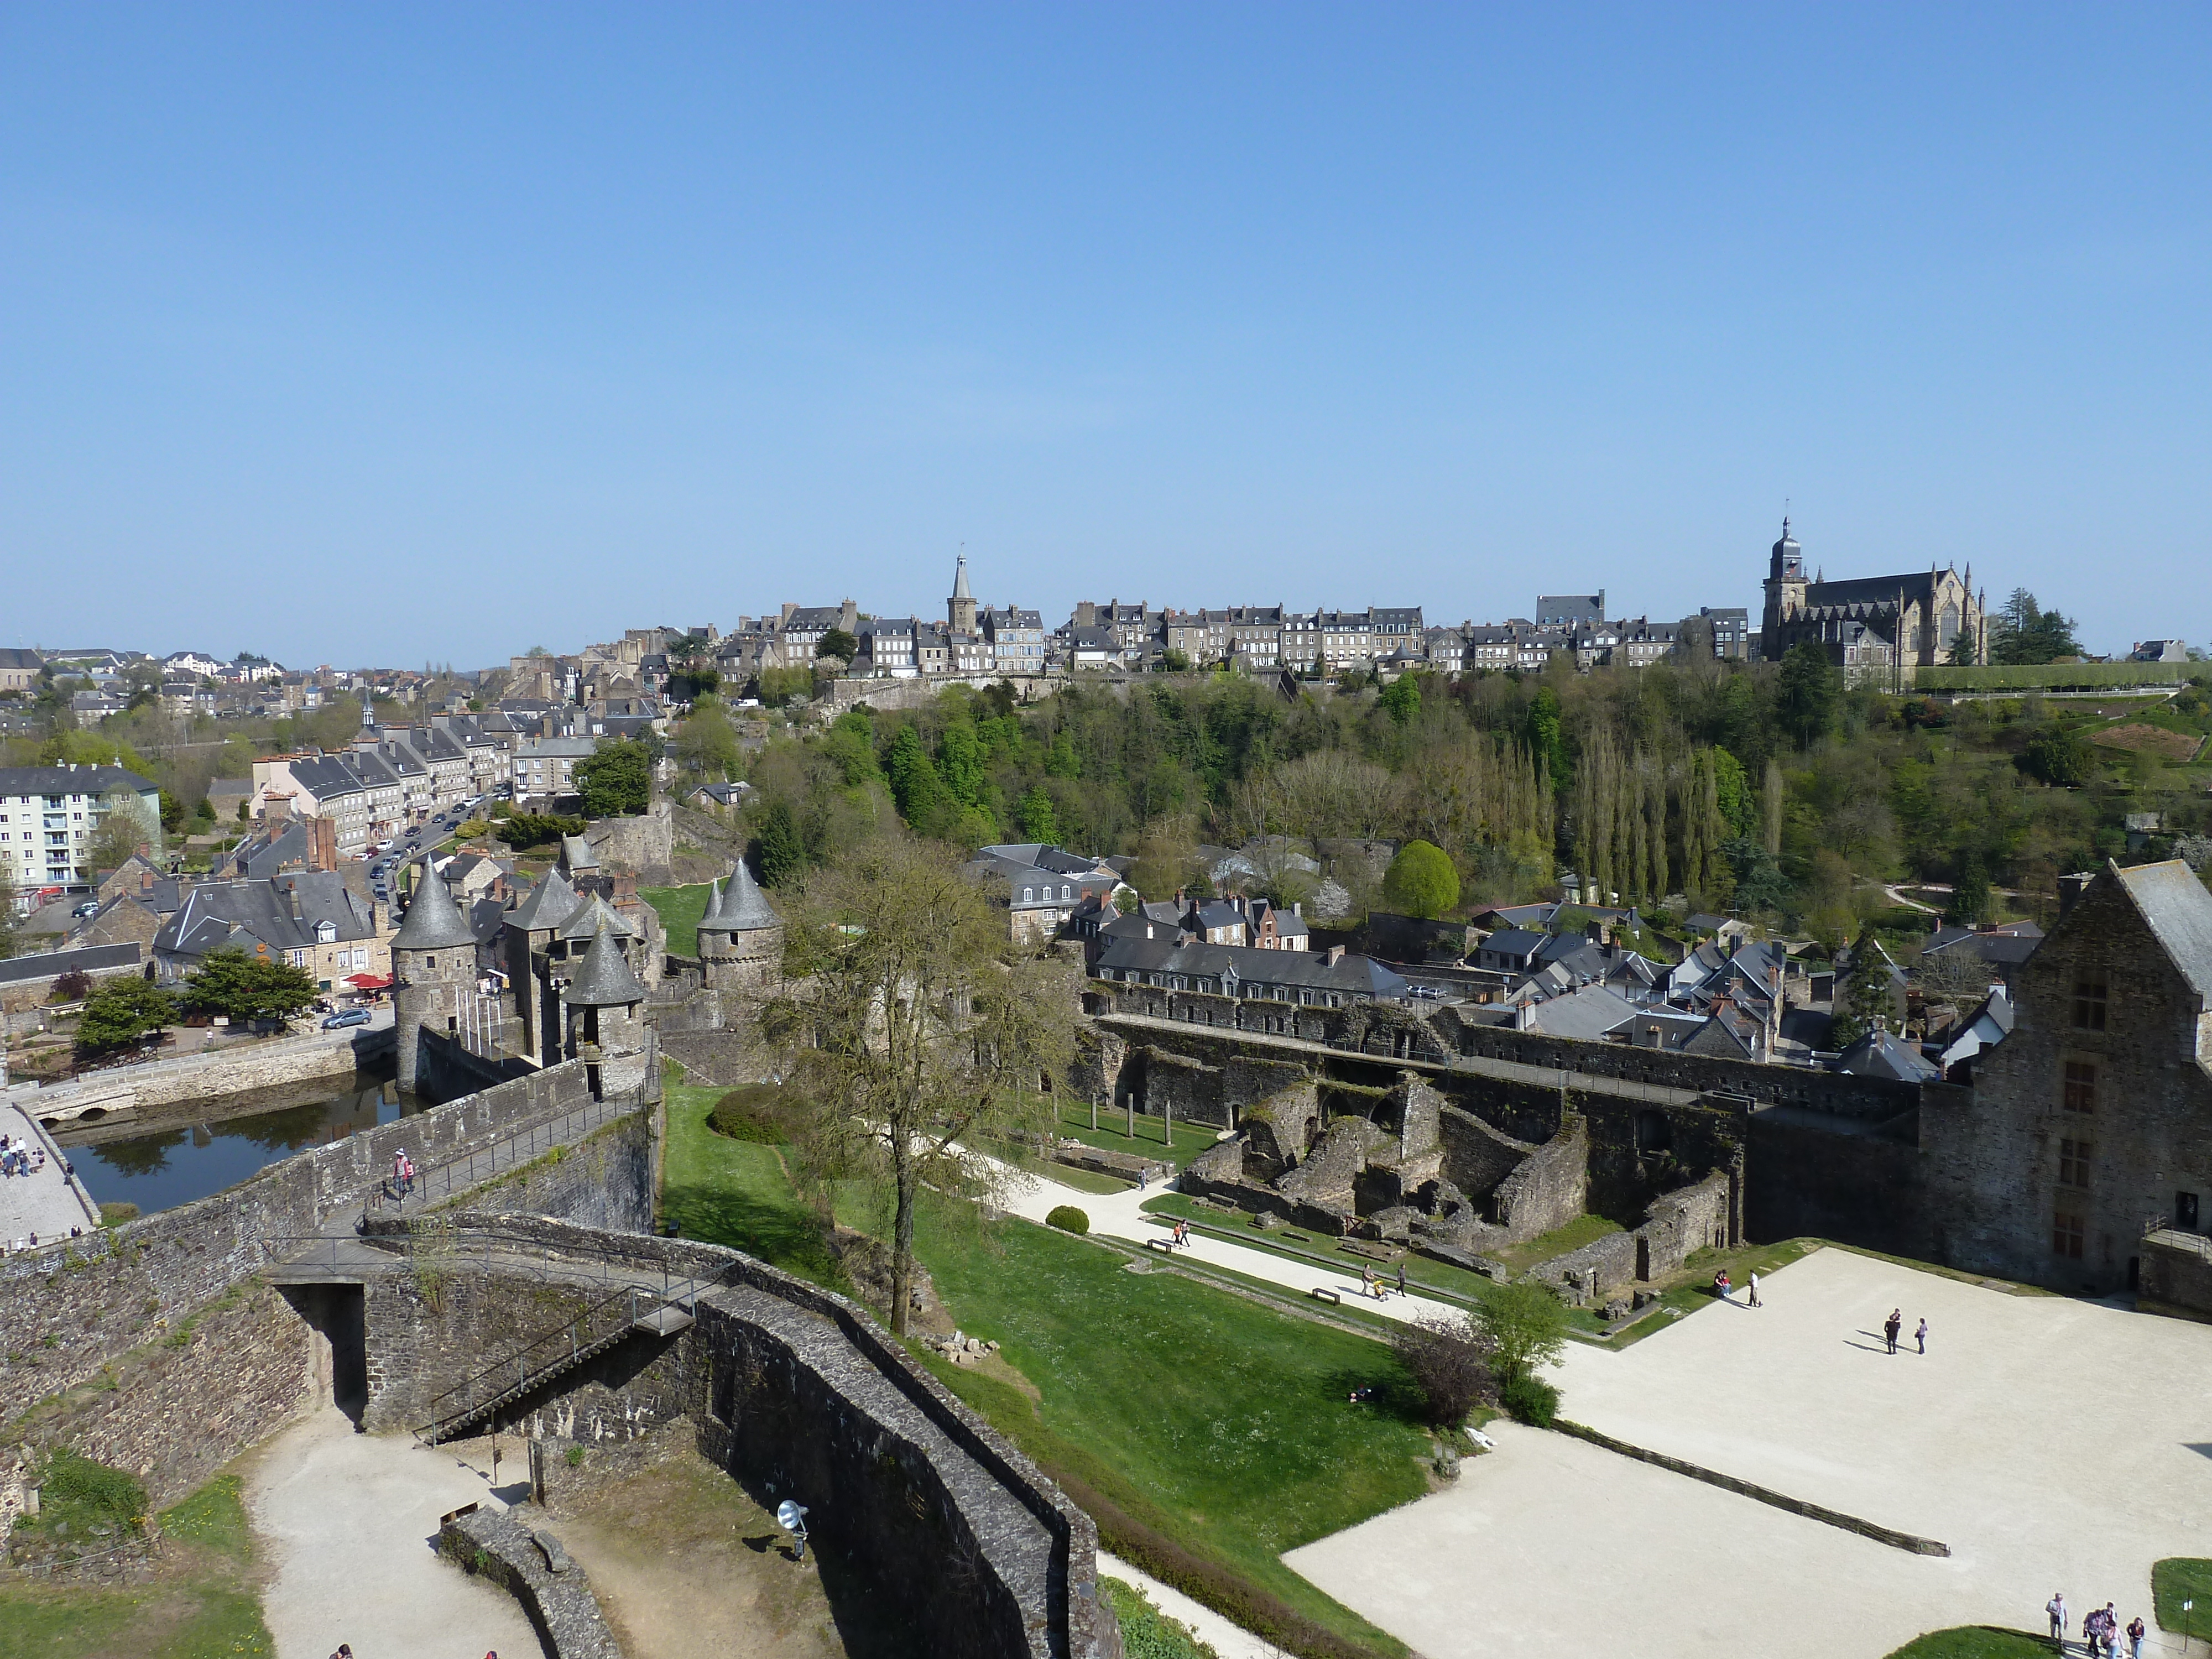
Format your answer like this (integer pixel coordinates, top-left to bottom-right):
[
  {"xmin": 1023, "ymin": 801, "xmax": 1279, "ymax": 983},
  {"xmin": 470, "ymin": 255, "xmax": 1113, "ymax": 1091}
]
[
  {"xmin": 557, "ymin": 892, "xmax": 637, "ymax": 943},
  {"xmin": 1093, "ymin": 930, "xmax": 1408, "ymax": 999},
  {"xmin": 0, "ymin": 765, "xmax": 157, "ymax": 798},
  {"xmin": 156, "ymin": 874, "xmax": 379, "ymax": 960},
  {"xmin": 0, "ymin": 942, "xmax": 142, "ymax": 985},
  {"xmin": 1525, "ymin": 984, "xmax": 1642, "ymax": 1041},
  {"xmin": 2114, "ymin": 859, "xmax": 2212, "ymax": 1005},
  {"xmin": 389, "ymin": 860, "xmax": 479, "ymax": 951},
  {"xmin": 1837, "ymin": 1028, "xmax": 1942, "ymax": 1083},
  {"xmin": 707, "ymin": 859, "xmax": 780, "ymax": 932},
  {"xmin": 508, "ymin": 867, "xmax": 580, "ymax": 931},
  {"xmin": 564, "ymin": 921, "xmax": 649, "ymax": 1008}
]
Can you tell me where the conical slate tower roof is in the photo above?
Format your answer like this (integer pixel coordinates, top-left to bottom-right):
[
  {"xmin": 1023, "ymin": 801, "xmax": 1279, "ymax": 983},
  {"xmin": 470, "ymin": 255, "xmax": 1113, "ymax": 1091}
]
[
  {"xmin": 509, "ymin": 866, "xmax": 580, "ymax": 932},
  {"xmin": 558, "ymin": 891, "xmax": 637, "ymax": 943},
  {"xmin": 952, "ymin": 553, "xmax": 972, "ymax": 601},
  {"xmin": 718, "ymin": 858, "xmax": 781, "ymax": 932},
  {"xmin": 391, "ymin": 860, "xmax": 478, "ymax": 951},
  {"xmin": 699, "ymin": 877, "xmax": 726, "ymax": 930},
  {"xmin": 565, "ymin": 920, "xmax": 648, "ymax": 1008}
]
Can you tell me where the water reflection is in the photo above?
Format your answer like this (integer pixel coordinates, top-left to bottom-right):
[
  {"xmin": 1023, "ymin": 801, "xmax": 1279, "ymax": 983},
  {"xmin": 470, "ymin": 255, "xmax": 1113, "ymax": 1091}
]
[{"xmin": 66, "ymin": 1074, "xmax": 426, "ymax": 1215}]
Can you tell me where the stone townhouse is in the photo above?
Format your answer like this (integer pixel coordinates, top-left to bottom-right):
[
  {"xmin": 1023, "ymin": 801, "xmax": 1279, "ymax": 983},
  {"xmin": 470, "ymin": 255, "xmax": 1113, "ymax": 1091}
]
[
  {"xmin": 963, "ymin": 843, "xmax": 1124, "ymax": 946},
  {"xmin": 1923, "ymin": 860, "xmax": 2212, "ymax": 1298},
  {"xmin": 512, "ymin": 735, "xmax": 599, "ymax": 808},
  {"xmin": 982, "ymin": 606, "xmax": 1048, "ymax": 674},
  {"xmin": 152, "ymin": 869, "xmax": 393, "ymax": 992},
  {"xmin": 855, "ymin": 617, "xmax": 919, "ymax": 677}
]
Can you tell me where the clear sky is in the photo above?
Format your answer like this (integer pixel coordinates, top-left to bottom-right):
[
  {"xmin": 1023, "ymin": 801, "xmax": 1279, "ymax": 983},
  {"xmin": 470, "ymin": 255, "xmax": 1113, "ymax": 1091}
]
[{"xmin": 3, "ymin": 4, "xmax": 2206, "ymax": 667}]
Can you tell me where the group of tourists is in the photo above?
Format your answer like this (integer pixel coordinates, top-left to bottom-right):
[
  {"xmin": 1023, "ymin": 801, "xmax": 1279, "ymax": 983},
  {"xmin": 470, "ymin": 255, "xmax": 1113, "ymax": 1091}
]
[
  {"xmin": 388, "ymin": 1149, "xmax": 418, "ymax": 1202},
  {"xmin": 1711, "ymin": 1269, "xmax": 1762, "ymax": 1306},
  {"xmin": 2049, "ymin": 1593, "xmax": 2146, "ymax": 1657},
  {"xmin": 1880, "ymin": 1307, "xmax": 1930, "ymax": 1355},
  {"xmin": 1357, "ymin": 1262, "xmax": 1408, "ymax": 1301},
  {"xmin": 0, "ymin": 1134, "xmax": 48, "ymax": 1180}
]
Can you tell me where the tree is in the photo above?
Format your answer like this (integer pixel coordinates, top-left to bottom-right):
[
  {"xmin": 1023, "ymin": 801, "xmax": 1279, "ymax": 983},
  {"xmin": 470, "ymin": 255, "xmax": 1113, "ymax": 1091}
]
[
  {"xmin": 815, "ymin": 628, "xmax": 858, "ymax": 664},
  {"xmin": 1829, "ymin": 937, "xmax": 1897, "ymax": 1049},
  {"xmin": 158, "ymin": 789, "xmax": 185, "ymax": 835},
  {"xmin": 1949, "ymin": 629, "xmax": 1979, "ymax": 667},
  {"xmin": 122, "ymin": 659, "xmax": 164, "ymax": 711},
  {"xmin": 1382, "ymin": 840, "xmax": 1459, "ymax": 919},
  {"xmin": 2018, "ymin": 727, "xmax": 2095, "ymax": 787},
  {"xmin": 76, "ymin": 978, "xmax": 175, "ymax": 1055},
  {"xmin": 671, "ymin": 700, "xmax": 742, "ymax": 780},
  {"xmin": 1473, "ymin": 1279, "xmax": 1568, "ymax": 1389},
  {"xmin": 1015, "ymin": 785, "xmax": 1060, "ymax": 845},
  {"xmin": 885, "ymin": 727, "xmax": 956, "ymax": 837},
  {"xmin": 86, "ymin": 794, "xmax": 156, "ymax": 875},
  {"xmin": 1777, "ymin": 643, "xmax": 1840, "ymax": 748},
  {"xmin": 179, "ymin": 947, "xmax": 320, "ymax": 1022},
  {"xmin": 752, "ymin": 800, "xmax": 806, "ymax": 886},
  {"xmin": 1950, "ymin": 847, "xmax": 1991, "ymax": 924},
  {"xmin": 1989, "ymin": 589, "xmax": 2083, "ymax": 666},
  {"xmin": 818, "ymin": 710, "xmax": 881, "ymax": 787},
  {"xmin": 1378, "ymin": 675, "xmax": 1422, "ymax": 728},
  {"xmin": 768, "ymin": 838, "xmax": 1076, "ymax": 1335},
  {"xmin": 0, "ymin": 860, "xmax": 19, "ymax": 960},
  {"xmin": 495, "ymin": 812, "xmax": 586, "ymax": 849},
  {"xmin": 575, "ymin": 738, "xmax": 653, "ymax": 817},
  {"xmin": 1392, "ymin": 1310, "xmax": 1495, "ymax": 1427}
]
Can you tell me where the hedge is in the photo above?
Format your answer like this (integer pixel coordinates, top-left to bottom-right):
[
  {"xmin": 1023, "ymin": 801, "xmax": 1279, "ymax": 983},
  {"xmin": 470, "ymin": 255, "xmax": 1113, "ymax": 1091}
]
[{"xmin": 1046, "ymin": 1205, "xmax": 1090, "ymax": 1235}]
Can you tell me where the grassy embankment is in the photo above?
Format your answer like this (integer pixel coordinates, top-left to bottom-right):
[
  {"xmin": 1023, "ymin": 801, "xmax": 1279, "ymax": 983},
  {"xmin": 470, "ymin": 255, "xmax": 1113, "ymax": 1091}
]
[
  {"xmin": 0, "ymin": 1463, "xmax": 274, "ymax": 1659},
  {"xmin": 662, "ymin": 1079, "xmax": 1431, "ymax": 1658},
  {"xmin": 641, "ymin": 881, "xmax": 712, "ymax": 957}
]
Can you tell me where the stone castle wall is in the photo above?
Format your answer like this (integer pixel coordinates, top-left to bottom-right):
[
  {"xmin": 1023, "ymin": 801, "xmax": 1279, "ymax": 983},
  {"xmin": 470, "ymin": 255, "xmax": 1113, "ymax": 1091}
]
[{"xmin": 14, "ymin": 1023, "xmax": 396, "ymax": 1128}]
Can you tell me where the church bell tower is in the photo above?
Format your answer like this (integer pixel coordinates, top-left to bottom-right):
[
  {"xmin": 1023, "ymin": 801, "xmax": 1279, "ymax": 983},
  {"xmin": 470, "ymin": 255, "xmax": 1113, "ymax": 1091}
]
[
  {"xmin": 1759, "ymin": 517, "xmax": 1808, "ymax": 661},
  {"xmin": 948, "ymin": 553, "xmax": 978, "ymax": 635}
]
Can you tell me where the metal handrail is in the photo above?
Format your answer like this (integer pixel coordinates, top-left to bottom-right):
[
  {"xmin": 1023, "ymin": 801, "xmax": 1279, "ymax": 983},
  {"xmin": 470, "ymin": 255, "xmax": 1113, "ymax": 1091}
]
[
  {"xmin": 415, "ymin": 1279, "xmax": 648, "ymax": 1441},
  {"xmin": 353, "ymin": 1090, "xmax": 634, "ymax": 1224}
]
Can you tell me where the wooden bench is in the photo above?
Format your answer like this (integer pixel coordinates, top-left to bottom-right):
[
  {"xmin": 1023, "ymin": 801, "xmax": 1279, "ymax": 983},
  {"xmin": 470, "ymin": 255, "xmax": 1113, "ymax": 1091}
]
[{"xmin": 1309, "ymin": 1287, "xmax": 1343, "ymax": 1305}]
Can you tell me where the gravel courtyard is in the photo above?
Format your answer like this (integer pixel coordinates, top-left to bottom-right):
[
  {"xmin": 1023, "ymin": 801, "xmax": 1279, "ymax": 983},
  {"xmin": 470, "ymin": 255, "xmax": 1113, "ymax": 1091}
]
[{"xmin": 1286, "ymin": 1244, "xmax": 2212, "ymax": 1658}]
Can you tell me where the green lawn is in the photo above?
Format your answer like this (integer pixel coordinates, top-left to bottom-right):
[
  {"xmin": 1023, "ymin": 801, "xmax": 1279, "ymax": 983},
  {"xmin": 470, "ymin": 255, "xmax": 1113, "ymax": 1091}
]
[
  {"xmin": 1055, "ymin": 1097, "xmax": 1225, "ymax": 1169},
  {"xmin": 1494, "ymin": 1213, "xmax": 1625, "ymax": 1272},
  {"xmin": 662, "ymin": 1081, "xmax": 1426, "ymax": 1657},
  {"xmin": 2154, "ymin": 1558, "xmax": 2212, "ymax": 1633},
  {"xmin": 0, "ymin": 1469, "xmax": 273, "ymax": 1659},
  {"xmin": 1882, "ymin": 1629, "xmax": 2054, "ymax": 1658},
  {"xmin": 642, "ymin": 882, "xmax": 714, "ymax": 957}
]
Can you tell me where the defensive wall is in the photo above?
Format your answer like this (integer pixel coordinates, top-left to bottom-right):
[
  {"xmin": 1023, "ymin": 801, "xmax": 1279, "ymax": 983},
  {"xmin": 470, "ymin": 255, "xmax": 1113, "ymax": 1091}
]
[
  {"xmin": 0, "ymin": 1050, "xmax": 648, "ymax": 1505},
  {"xmin": 7, "ymin": 1022, "xmax": 397, "ymax": 1128},
  {"xmin": 331, "ymin": 1212, "xmax": 1120, "ymax": 1659}
]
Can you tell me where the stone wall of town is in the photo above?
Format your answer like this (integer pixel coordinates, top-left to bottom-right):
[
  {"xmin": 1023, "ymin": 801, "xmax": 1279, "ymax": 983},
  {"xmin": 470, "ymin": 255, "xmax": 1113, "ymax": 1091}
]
[
  {"xmin": 12, "ymin": 1024, "xmax": 396, "ymax": 1128},
  {"xmin": 378, "ymin": 1214, "xmax": 1119, "ymax": 1659}
]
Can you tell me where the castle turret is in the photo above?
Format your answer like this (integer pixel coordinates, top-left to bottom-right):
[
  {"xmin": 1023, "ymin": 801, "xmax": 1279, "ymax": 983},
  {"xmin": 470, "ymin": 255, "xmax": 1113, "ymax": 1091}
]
[
  {"xmin": 701, "ymin": 857, "xmax": 782, "ymax": 994},
  {"xmin": 390, "ymin": 859, "xmax": 479, "ymax": 1092},
  {"xmin": 563, "ymin": 919, "xmax": 651, "ymax": 1097},
  {"xmin": 948, "ymin": 552, "xmax": 978, "ymax": 636}
]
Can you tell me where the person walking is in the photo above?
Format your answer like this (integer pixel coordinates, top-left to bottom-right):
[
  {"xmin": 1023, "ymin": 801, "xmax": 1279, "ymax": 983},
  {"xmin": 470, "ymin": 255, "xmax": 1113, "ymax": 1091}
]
[
  {"xmin": 2128, "ymin": 1613, "xmax": 2146, "ymax": 1657},
  {"xmin": 1884, "ymin": 1308, "xmax": 1902, "ymax": 1354},
  {"xmin": 2048, "ymin": 1593, "xmax": 2068, "ymax": 1643},
  {"xmin": 2102, "ymin": 1603, "xmax": 2120, "ymax": 1657},
  {"xmin": 1396, "ymin": 1262, "xmax": 1407, "ymax": 1298},
  {"xmin": 1914, "ymin": 1317, "xmax": 1928, "ymax": 1356},
  {"xmin": 1747, "ymin": 1270, "xmax": 1762, "ymax": 1307}
]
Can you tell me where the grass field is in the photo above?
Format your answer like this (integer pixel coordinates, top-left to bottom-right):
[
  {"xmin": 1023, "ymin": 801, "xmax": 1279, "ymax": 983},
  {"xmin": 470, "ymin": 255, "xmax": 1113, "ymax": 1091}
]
[
  {"xmin": 1882, "ymin": 1628, "xmax": 2054, "ymax": 1658},
  {"xmin": 661, "ymin": 1080, "xmax": 1428, "ymax": 1656},
  {"xmin": 2153, "ymin": 1558, "xmax": 2212, "ymax": 1634},
  {"xmin": 1053, "ymin": 1098, "xmax": 1225, "ymax": 1169},
  {"xmin": 641, "ymin": 881, "xmax": 713, "ymax": 957},
  {"xmin": 0, "ymin": 1470, "xmax": 274, "ymax": 1659}
]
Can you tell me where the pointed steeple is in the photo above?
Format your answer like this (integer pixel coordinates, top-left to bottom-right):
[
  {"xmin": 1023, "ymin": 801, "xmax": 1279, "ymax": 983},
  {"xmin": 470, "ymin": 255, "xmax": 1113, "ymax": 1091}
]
[
  {"xmin": 391, "ymin": 857, "xmax": 477, "ymax": 951},
  {"xmin": 565, "ymin": 919, "xmax": 648, "ymax": 1008},
  {"xmin": 952, "ymin": 554, "xmax": 972, "ymax": 601},
  {"xmin": 701, "ymin": 877, "xmax": 726, "ymax": 926},
  {"xmin": 718, "ymin": 856, "xmax": 780, "ymax": 932}
]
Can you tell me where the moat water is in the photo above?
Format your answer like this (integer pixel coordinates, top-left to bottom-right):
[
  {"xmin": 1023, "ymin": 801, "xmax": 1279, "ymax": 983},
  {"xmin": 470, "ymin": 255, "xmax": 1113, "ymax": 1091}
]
[{"xmin": 62, "ymin": 1071, "xmax": 427, "ymax": 1217}]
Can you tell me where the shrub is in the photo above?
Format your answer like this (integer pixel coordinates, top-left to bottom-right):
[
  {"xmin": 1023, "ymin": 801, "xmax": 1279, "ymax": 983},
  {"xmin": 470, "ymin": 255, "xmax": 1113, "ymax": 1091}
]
[
  {"xmin": 1474, "ymin": 1279, "xmax": 1569, "ymax": 1387},
  {"xmin": 1501, "ymin": 1373, "xmax": 1559, "ymax": 1428},
  {"xmin": 708, "ymin": 1085, "xmax": 798, "ymax": 1144},
  {"xmin": 1391, "ymin": 1311, "xmax": 1495, "ymax": 1426},
  {"xmin": 49, "ymin": 969, "xmax": 92, "ymax": 1004},
  {"xmin": 23, "ymin": 1448, "xmax": 146, "ymax": 1540},
  {"xmin": 1046, "ymin": 1206, "xmax": 1089, "ymax": 1235},
  {"xmin": 1102, "ymin": 1577, "xmax": 1221, "ymax": 1659},
  {"xmin": 565, "ymin": 1446, "xmax": 586, "ymax": 1469}
]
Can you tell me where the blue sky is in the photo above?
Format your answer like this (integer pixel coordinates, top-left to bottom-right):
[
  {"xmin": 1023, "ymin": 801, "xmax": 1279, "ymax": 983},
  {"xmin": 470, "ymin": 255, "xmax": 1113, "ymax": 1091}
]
[{"xmin": 3, "ymin": 5, "xmax": 2206, "ymax": 667}]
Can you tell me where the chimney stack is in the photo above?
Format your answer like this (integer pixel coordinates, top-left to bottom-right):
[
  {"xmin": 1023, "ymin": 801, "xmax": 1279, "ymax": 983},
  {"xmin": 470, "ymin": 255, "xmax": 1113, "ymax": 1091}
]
[{"xmin": 2058, "ymin": 872, "xmax": 2094, "ymax": 919}]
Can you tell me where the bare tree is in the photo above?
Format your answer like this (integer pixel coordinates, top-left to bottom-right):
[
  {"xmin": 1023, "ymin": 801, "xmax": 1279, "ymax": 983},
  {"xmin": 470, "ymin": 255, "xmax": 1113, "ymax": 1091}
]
[
  {"xmin": 1393, "ymin": 1310, "xmax": 1496, "ymax": 1426},
  {"xmin": 769, "ymin": 837, "xmax": 1076, "ymax": 1335}
]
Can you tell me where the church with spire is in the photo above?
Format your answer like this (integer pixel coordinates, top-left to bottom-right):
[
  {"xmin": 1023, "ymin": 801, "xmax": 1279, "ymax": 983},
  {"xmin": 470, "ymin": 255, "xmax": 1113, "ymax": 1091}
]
[{"xmin": 1758, "ymin": 518, "xmax": 1987, "ymax": 675}]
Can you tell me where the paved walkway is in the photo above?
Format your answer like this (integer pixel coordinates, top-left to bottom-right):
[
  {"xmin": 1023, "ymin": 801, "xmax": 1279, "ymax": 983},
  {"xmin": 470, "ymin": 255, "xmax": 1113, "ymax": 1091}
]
[
  {"xmin": 1286, "ymin": 1245, "xmax": 2212, "ymax": 1658},
  {"xmin": 0, "ymin": 1101, "xmax": 100, "ymax": 1248},
  {"xmin": 247, "ymin": 1406, "xmax": 538, "ymax": 1659},
  {"xmin": 994, "ymin": 1156, "xmax": 1465, "ymax": 1327}
]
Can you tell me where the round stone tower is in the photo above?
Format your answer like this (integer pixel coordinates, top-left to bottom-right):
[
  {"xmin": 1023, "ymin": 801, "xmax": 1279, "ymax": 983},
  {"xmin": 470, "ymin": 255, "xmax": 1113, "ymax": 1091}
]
[
  {"xmin": 389, "ymin": 859, "xmax": 479, "ymax": 1092},
  {"xmin": 698, "ymin": 858, "xmax": 782, "ymax": 995}
]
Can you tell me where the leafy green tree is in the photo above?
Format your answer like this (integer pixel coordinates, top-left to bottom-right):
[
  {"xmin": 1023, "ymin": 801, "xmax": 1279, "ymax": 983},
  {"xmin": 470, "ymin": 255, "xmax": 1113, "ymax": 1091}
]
[
  {"xmin": 76, "ymin": 978, "xmax": 175, "ymax": 1055},
  {"xmin": 494, "ymin": 812, "xmax": 587, "ymax": 849},
  {"xmin": 753, "ymin": 800, "xmax": 806, "ymax": 886},
  {"xmin": 885, "ymin": 727, "xmax": 956, "ymax": 836},
  {"xmin": 1722, "ymin": 837, "xmax": 1789, "ymax": 914},
  {"xmin": 670, "ymin": 700, "xmax": 742, "ymax": 780},
  {"xmin": 1710, "ymin": 748, "xmax": 1752, "ymax": 836},
  {"xmin": 180, "ymin": 947, "xmax": 320, "ymax": 1021},
  {"xmin": 191, "ymin": 796, "xmax": 217, "ymax": 828},
  {"xmin": 818, "ymin": 710, "xmax": 880, "ymax": 787},
  {"xmin": 1474, "ymin": 1280, "xmax": 1568, "ymax": 1389},
  {"xmin": 769, "ymin": 838, "xmax": 1076, "ymax": 1335},
  {"xmin": 1950, "ymin": 847, "xmax": 1991, "ymax": 924},
  {"xmin": 575, "ymin": 738, "xmax": 653, "ymax": 817},
  {"xmin": 1949, "ymin": 629, "xmax": 1979, "ymax": 666},
  {"xmin": 158, "ymin": 789, "xmax": 185, "ymax": 835},
  {"xmin": 1382, "ymin": 839, "xmax": 1459, "ymax": 919},
  {"xmin": 0, "ymin": 863, "xmax": 18, "ymax": 960},
  {"xmin": 86, "ymin": 794, "xmax": 157, "ymax": 875},
  {"xmin": 1379, "ymin": 675, "xmax": 1422, "ymax": 727},
  {"xmin": 1829, "ymin": 938, "xmax": 1897, "ymax": 1049},
  {"xmin": 1523, "ymin": 687, "xmax": 1566, "ymax": 789},
  {"xmin": 1989, "ymin": 588, "xmax": 2083, "ymax": 666},
  {"xmin": 2018, "ymin": 727, "xmax": 2095, "ymax": 787},
  {"xmin": 937, "ymin": 723, "xmax": 988, "ymax": 808},
  {"xmin": 815, "ymin": 627, "xmax": 857, "ymax": 663},
  {"xmin": 1777, "ymin": 643, "xmax": 1840, "ymax": 748},
  {"xmin": 1015, "ymin": 785, "xmax": 1060, "ymax": 845}
]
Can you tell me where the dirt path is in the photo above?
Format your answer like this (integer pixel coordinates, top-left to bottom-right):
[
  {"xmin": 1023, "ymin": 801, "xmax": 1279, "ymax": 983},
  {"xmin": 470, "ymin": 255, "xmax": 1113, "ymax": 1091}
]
[
  {"xmin": 533, "ymin": 1452, "xmax": 859, "ymax": 1659},
  {"xmin": 244, "ymin": 1407, "xmax": 537, "ymax": 1659}
]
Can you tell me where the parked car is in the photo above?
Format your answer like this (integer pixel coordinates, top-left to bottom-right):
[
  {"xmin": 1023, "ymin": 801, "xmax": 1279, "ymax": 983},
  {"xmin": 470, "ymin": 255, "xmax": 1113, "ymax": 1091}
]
[
  {"xmin": 322, "ymin": 1008, "xmax": 374, "ymax": 1029},
  {"xmin": 72, "ymin": 900, "xmax": 102, "ymax": 917}
]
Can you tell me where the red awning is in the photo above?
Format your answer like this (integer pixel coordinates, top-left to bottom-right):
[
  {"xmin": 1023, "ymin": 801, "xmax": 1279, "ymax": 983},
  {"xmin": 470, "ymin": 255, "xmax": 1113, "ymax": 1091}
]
[{"xmin": 345, "ymin": 973, "xmax": 393, "ymax": 989}]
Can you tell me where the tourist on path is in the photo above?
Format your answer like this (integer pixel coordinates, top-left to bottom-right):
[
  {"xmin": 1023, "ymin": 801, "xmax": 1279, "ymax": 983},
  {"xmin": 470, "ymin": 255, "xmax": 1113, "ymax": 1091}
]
[
  {"xmin": 2128, "ymin": 1613, "xmax": 2146, "ymax": 1657},
  {"xmin": 1884, "ymin": 1309, "xmax": 1902, "ymax": 1354},
  {"xmin": 1396, "ymin": 1262, "xmax": 1406, "ymax": 1297},
  {"xmin": 1915, "ymin": 1317, "xmax": 1928, "ymax": 1355},
  {"xmin": 2048, "ymin": 1593, "xmax": 2068, "ymax": 1642},
  {"xmin": 1747, "ymin": 1270, "xmax": 1761, "ymax": 1307}
]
